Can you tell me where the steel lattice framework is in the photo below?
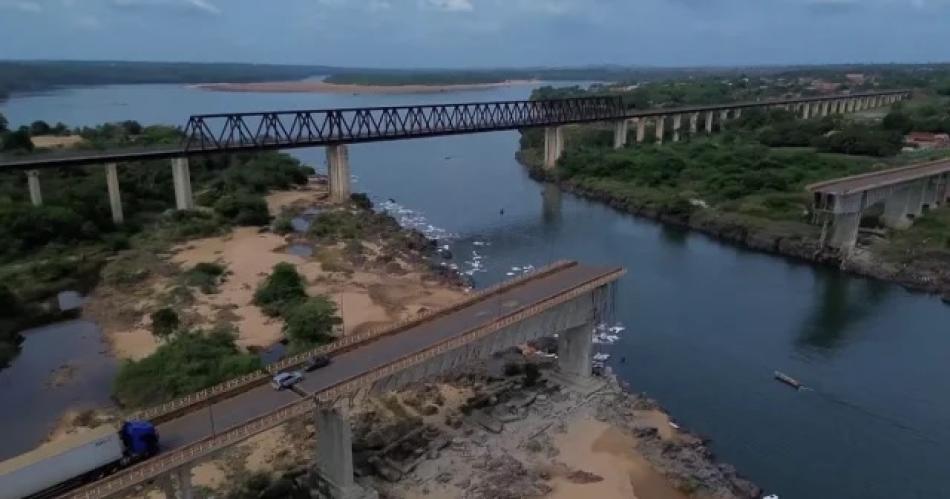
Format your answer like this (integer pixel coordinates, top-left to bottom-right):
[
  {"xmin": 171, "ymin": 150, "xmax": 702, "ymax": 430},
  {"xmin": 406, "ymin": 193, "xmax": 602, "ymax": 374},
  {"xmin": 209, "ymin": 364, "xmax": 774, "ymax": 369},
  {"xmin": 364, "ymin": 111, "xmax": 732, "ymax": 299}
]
[{"xmin": 181, "ymin": 96, "xmax": 625, "ymax": 152}]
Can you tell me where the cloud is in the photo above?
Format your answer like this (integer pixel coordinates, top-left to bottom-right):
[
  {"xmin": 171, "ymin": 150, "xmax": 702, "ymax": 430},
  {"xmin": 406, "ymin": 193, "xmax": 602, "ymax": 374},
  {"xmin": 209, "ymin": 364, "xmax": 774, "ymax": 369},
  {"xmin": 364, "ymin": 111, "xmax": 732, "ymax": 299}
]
[
  {"xmin": 0, "ymin": 1, "xmax": 43, "ymax": 13},
  {"xmin": 426, "ymin": 0, "xmax": 474, "ymax": 12},
  {"xmin": 110, "ymin": 0, "xmax": 220, "ymax": 15}
]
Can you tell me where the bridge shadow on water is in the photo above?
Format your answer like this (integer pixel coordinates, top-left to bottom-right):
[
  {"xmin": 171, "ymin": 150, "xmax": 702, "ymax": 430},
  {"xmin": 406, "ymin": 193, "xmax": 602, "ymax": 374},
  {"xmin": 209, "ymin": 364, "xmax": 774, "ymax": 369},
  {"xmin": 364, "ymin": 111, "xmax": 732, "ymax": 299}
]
[{"xmin": 794, "ymin": 270, "xmax": 891, "ymax": 356}]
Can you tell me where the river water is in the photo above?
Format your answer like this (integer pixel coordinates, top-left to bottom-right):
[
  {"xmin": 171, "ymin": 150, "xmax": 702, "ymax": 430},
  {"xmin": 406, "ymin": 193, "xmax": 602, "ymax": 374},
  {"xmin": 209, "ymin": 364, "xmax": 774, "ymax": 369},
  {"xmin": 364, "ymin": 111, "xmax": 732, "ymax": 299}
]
[{"xmin": 3, "ymin": 84, "xmax": 950, "ymax": 498}]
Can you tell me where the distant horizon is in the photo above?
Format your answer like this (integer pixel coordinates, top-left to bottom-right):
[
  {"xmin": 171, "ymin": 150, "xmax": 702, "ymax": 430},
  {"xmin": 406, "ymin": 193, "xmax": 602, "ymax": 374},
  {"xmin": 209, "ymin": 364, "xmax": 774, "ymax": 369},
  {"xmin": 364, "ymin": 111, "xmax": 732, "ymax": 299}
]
[{"xmin": 3, "ymin": 58, "xmax": 950, "ymax": 73}]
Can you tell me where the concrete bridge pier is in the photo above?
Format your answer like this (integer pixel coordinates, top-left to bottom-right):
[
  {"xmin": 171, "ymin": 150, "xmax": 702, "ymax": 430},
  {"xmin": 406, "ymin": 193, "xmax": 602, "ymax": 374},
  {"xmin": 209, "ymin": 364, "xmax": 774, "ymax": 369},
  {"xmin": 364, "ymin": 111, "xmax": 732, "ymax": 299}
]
[
  {"xmin": 734, "ymin": 108, "xmax": 742, "ymax": 119},
  {"xmin": 26, "ymin": 170, "xmax": 42, "ymax": 206},
  {"xmin": 636, "ymin": 118, "xmax": 646, "ymax": 144},
  {"xmin": 314, "ymin": 405, "xmax": 378, "ymax": 499},
  {"xmin": 705, "ymin": 111, "xmax": 714, "ymax": 133},
  {"xmin": 655, "ymin": 116, "xmax": 665, "ymax": 144},
  {"xmin": 882, "ymin": 186, "xmax": 915, "ymax": 229},
  {"xmin": 613, "ymin": 120, "xmax": 628, "ymax": 149},
  {"xmin": 672, "ymin": 114, "xmax": 682, "ymax": 142},
  {"xmin": 105, "ymin": 163, "xmax": 124, "ymax": 224},
  {"xmin": 689, "ymin": 112, "xmax": 699, "ymax": 135},
  {"xmin": 824, "ymin": 192, "xmax": 866, "ymax": 254},
  {"xmin": 171, "ymin": 158, "xmax": 194, "ymax": 210},
  {"xmin": 161, "ymin": 466, "xmax": 194, "ymax": 499},
  {"xmin": 719, "ymin": 109, "xmax": 729, "ymax": 130},
  {"xmin": 327, "ymin": 143, "xmax": 351, "ymax": 202},
  {"xmin": 557, "ymin": 322, "xmax": 594, "ymax": 379},
  {"xmin": 802, "ymin": 102, "xmax": 811, "ymax": 119}
]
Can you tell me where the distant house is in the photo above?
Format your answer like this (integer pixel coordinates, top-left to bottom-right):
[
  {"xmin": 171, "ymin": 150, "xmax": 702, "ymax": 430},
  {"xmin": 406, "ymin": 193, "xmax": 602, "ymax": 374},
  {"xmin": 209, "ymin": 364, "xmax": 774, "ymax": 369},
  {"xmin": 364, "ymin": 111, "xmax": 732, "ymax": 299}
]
[
  {"xmin": 845, "ymin": 73, "xmax": 866, "ymax": 85},
  {"xmin": 905, "ymin": 132, "xmax": 950, "ymax": 150}
]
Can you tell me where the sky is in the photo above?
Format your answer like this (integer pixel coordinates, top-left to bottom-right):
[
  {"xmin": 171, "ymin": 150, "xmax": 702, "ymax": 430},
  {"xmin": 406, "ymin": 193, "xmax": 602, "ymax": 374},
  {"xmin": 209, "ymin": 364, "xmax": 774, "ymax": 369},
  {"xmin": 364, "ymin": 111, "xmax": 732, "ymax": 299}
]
[{"xmin": 0, "ymin": 0, "xmax": 948, "ymax": 68}]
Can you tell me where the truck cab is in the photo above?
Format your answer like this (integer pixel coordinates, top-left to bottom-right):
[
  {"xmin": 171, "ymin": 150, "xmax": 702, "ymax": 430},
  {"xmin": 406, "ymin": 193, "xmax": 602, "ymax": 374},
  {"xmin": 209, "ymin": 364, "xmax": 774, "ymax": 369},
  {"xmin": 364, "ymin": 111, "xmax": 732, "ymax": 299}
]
[{"xmin": 119, "ymin": 420, "xmax": 160, "ymax": 461}]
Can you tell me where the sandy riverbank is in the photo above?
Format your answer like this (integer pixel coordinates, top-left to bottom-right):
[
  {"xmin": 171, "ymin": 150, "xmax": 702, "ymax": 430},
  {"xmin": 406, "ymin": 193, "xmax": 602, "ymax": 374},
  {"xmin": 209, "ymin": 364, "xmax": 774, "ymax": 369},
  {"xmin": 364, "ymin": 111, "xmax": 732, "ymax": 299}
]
[
  {"xmin": 193, "ymin": 79, "xmax": 538, "ymax": 95},
  {"xmin": 84, "ymin": 181, "xmax": 467, "ymax": 361}
]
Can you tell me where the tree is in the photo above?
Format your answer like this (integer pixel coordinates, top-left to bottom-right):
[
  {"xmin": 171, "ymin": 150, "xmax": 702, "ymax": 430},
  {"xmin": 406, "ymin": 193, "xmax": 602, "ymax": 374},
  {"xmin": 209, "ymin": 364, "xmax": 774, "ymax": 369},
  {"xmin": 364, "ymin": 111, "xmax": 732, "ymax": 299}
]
[
  {"xmin": 882, "ymin": 111, "xmax": 914, "ymax": 134},
  {"xmin": 253, "ymin": 263, "xmax": 307, "ymax": 316},
  {"xmin": 29, "ymin": 120, "xmax": 51, "ymax": 135},
  {"xmin": 1, "ymin": 129, "xmax": 33, "ymax": 152},
  {"xmin": 0, "ymin": 112, "xmax": 7, "ymax": 133},
  {"xmin": 283, "ymin": 296, "xmax": 342, "ymax": 349},
  {"xmin": 150, "ymin": 307, "xmax": 180, "ymax": 340}
]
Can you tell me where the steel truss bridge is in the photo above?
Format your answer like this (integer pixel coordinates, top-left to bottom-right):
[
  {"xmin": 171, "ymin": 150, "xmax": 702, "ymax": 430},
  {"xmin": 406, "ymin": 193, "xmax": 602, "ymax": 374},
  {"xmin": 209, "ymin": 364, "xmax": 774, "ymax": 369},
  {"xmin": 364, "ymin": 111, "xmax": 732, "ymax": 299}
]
[{"xmin": 0, "ymin": 89, "xmax": 909, "ymax": 170}]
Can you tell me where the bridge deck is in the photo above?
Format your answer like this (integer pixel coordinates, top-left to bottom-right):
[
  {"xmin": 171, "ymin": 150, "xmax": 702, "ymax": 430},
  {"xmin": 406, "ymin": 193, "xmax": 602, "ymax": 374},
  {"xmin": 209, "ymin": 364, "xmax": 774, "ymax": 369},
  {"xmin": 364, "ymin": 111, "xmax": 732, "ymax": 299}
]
[
  {"xmin": 806, "ymin": 159, "xmax": 950, "ymax": 196},
  {"xmin": 155, "ymin": 262, "xmax": 614, "ymax": 449}
]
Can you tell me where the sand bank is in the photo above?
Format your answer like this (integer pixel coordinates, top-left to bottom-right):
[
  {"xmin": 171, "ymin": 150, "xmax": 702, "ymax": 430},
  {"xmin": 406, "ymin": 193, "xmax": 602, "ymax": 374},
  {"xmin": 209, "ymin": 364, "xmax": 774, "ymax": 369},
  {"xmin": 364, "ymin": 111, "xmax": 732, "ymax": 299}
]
[{"xmin": 193, "ymin": 79, "xmax": 538, "ymax": 95}]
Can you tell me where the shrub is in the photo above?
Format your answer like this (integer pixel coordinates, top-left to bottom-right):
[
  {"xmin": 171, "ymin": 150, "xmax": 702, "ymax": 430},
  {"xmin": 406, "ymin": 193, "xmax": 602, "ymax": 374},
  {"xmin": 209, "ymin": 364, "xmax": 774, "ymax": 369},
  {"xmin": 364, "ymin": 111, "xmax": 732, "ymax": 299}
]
[
  {"xmin": 283, "ymin": 296, "xmax": 342, "ymax": 351},
  {"xmin": 1, "ymin": 129, "xmax": 34, "ymax": 152},
  {"xmin": 213, "ymin": 193, "xmax": 271, "ymax": 226},
  {"xmin": 349, "ymin": 193, "xmax": 373, "ymax": 210},
  {"xmin": 112, "ymin": 327, "xmax": 261, "ymax": 408},
  {"xmin": 150, "ymin": 307, "xmax": 180, "ymax": 340},
  {"xmin": 273, "ymin": 215, "xmax": 294, "ymax": 235},
  {"xmin": 184, "ymin": 262, "xmax": 227, "ymax": 293},
  {"xmin": 253, "ymin": 263, "xmax": 307, "ymax": 316}
]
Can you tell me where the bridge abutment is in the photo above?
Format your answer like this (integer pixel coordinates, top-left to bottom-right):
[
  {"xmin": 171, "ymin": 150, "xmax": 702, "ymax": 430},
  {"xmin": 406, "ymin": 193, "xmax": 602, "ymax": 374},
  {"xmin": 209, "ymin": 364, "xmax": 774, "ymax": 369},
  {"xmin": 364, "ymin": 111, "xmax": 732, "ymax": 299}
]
[
  {"xmin": 543, "ymin": 126, "xmax": 564, "ymax": 169},
  {"xmin": 171, "ymin": 157, "xmax": 194, "ymax": 210},
  {"xmin": 105, "ymin": 163, "xmax": 124, "ymax": 224},
  {"xmin": 327, "ymin": 143, "xmax": 351, "ymax": 202},
  {"xmin": 613, "ymin": 120, "xmax": 628, "ymax": 149},
  {"xmin": 557, "ymin": 322, "xmax": 594, "ymax": 379},
  {"xmin": 26, "ymin": 170, "xmax": 42, "ymax": 206}
]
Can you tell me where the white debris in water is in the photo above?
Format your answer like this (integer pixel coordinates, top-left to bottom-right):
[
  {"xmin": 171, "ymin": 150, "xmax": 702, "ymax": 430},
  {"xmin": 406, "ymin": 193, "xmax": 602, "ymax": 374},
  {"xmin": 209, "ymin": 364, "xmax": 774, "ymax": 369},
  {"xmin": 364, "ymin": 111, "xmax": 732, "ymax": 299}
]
[
  {"xmin": 593, "ymin": 353, "xmax": 610, "ymax": 361},
  {"xmin": 506, "ymin": 272, "xmax": 516, "ymax": 276},
  {"xmin": 593, "ymin": 322, "xmax": 626, "ymax": 345},
  {"xmin": 378, "ymin": 200, "xmax": 456, "ymax": 242},
  {"xmin": 472, "ymin": 241, "xmax": 489, "ymax": 247}
]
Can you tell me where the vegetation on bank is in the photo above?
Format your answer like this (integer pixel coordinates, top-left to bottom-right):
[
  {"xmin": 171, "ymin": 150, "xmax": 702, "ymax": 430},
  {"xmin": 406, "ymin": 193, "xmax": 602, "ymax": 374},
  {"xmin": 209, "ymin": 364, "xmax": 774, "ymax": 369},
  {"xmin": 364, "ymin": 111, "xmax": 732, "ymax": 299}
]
[
  {"xmin": 0, "ymin": 117, "xmax": 313, "ymax": 367},
  {"xmin": 253, "ymin": 262, "xmax": 342, "ymax": 353},
  {"xmin": 112, "ymin": 326, "xmax": 261, "ymax": 408}
]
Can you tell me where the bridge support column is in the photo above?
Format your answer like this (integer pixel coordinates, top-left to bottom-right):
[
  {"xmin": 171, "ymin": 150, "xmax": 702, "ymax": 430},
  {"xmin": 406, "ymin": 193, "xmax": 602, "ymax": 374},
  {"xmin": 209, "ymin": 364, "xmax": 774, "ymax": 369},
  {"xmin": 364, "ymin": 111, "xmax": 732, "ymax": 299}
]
[
  {"xmin": 171, "ymin": 158, "xmax": 194, "ymax": 210},
  {"xmin": 327, "ymin": 144, "xmax": 351, "ymax": 202},
  {"xmin": 689, "ymin": 112, "xmax": 699, "ymax": 135},
  {"xmin": 636, "ymin": 118, "xmax": 646, "ymax": 144},
  {"xmin": 802, "ymin": 102, "xmax": 811, "ymax": 119},
  {"xmin": 612, "ymin": 120, "xmax": 628, "ymax": 149},
  {"xmin": 654, "ymin": 116, "xmax": 665, "ymax": 144},
  {"xmin": 719, "ymin": 109, "xmax": 728, "ymax": 130},
  {"xmin": 882, "ymin": 187, "xmax": 914, "ymax": 229},
  {"xmin": 825, "ymin": 192, "xmax": 866, "ymax": 254},
  {"xmin": 705, "ymin": 111, "xmax": 714, "ymax": 133},
  {"xmin": 821, "ymin": 101, "xmax": 830, "ymax": 117},
  {"xmin": 162, "ymin": 466, "xmax": 194, "ymax": 499},
  {"xmin": 543, "ymin": 126, "xmax": 564, "ymax": 169},
  {"xmin": 315, "ymin": 405, "xmax": 377, "ymax": 499},
  {"xmin": 26, "ymin": 170, "xmax": 42, "ymax": 206},
  {"xmin": 672, "ymin": 114, "xmax": 682, "ymax": 142},
  {"xmin": 734, "ymin": 108, "xmax": 742, "ymax": 119},
  {"xmin": 557, "ymin": 322, "xmax": 593, "ymax": 379},
  {"xmin": 105, "ymin": 163, "xmax": 124, "ymax": 224},
  {"xmin": 906, "ymin": 180, "xmax": 926, "ymax": 219}
]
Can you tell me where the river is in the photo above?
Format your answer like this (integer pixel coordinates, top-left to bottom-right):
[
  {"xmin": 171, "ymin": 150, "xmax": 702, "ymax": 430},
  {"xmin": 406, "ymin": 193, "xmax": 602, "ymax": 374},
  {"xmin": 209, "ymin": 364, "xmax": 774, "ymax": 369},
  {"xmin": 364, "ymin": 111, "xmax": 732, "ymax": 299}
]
[{"xmin": 3, "ymin": 83, "xmax": 950, "ymax": 499}]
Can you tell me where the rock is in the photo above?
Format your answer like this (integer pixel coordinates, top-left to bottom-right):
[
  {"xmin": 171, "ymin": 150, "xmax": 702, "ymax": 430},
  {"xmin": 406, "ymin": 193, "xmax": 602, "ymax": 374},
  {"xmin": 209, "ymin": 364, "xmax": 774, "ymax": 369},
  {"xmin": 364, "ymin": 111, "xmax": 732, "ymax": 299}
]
[
  {"xmin": 566, "ymin": 470, "xmax": 604, "ymax": 484},
  {"xmin": 420, "ymin": 404, "xmax": 439, "ymax": 416},
  {"xmin": 436, "ymin": 472, "xmax": 452, "ymax": 483},
  {"xmin": 471, "ymin": 411, "xmax": 503, "ymax": 434},
  {"xmin": 456, "ymin": 478, "xmax": 471, "ymax": 488},
  {"xmin": 427, "ymin": 448, "xmax": 440, "ymax": 460}
]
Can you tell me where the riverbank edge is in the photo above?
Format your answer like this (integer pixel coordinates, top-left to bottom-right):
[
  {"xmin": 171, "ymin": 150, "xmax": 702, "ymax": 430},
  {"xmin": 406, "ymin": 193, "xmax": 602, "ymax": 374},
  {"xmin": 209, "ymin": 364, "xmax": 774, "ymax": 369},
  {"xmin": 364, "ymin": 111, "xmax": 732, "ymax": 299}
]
[{"xmin": 518, "ymin": 152, "xmax": 950, "ymax": 303}]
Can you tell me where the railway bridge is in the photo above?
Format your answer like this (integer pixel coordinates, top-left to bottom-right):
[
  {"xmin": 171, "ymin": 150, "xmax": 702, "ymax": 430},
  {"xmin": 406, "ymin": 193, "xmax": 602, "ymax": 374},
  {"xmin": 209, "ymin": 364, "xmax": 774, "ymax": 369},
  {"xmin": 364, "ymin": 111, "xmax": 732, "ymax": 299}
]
[
  {"xmin": 50, "ymin": 260, "xmax": 625, "ymax": 499},
  {"xmin": 1, "ymin": 89, "xmax": 908, "ymax": 225}
]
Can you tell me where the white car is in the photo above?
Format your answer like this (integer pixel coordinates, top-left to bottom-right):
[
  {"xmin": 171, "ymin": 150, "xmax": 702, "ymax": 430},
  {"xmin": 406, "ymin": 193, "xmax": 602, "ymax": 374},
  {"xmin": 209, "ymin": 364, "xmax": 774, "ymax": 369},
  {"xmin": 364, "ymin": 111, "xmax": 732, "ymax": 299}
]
[{"xmin": 271, "ymin": 371, "xmax": 303, "ymax": 390}]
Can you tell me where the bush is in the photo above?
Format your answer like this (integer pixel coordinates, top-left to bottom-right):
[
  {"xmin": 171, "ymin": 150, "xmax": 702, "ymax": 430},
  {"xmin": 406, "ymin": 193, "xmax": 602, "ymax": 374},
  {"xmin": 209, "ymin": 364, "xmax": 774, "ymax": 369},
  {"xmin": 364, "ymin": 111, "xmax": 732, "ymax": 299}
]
[
  {"xmin": 1, "ymin": 129, "xmax": 34, "ymax": 152},
  {"xmin": 273, "ymin": 215, "xmax": 294, "ymax": 235},
  {"xmin": 253, "ymin": 263, "xmax": 307, "ymax": 316},
  {"xmin": 150, "ymin": 307, "xmax": 180, "ymax": 340},
  {"xmin": 184, "ymin": 262, "xmax": 227, "ymax": 293},
  {"xmin": 213, "ymin": 192, "xmax": 271, "ymax": 226},
  {"xmin": 283, "ymin": 296, "xmax": 342, "ymax": 351},
  {"xmin": 29, "ymin": 120, "xmax": 51, "ymax": 135},
  {"xmin": 349, "ymin": 193, "xmax": 373, "ymax": 210},
  {"xmin": 112, "ymin": 327, "xmax": 261, "ymax": 408}
]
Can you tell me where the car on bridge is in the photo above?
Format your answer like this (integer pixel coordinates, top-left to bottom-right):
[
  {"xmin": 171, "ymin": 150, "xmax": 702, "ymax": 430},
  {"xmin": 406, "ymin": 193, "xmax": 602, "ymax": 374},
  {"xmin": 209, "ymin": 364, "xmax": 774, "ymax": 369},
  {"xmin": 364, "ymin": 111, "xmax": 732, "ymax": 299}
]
[
  {"xmin": 304, "ymin": 354, "xmax": 332, "ymax": 372},
  {"xmin": 271, "ymin": 371, "xmax": 304, "ymax": 390}
]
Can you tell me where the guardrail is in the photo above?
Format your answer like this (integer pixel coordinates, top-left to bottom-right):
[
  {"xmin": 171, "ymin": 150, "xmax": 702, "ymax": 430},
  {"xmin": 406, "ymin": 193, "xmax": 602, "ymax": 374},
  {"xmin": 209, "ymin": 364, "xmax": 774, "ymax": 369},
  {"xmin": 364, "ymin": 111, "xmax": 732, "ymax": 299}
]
[
  {"xmin": 63, "ymin": 265, "xmax": 625, "ymax": 499},
  {"xmin": 806, "ymin": 158, "xmax": 950, "ymax": 194},
  {"xmin": 133, "ymin": 260, "xmax": 577, "ymax": 423}
]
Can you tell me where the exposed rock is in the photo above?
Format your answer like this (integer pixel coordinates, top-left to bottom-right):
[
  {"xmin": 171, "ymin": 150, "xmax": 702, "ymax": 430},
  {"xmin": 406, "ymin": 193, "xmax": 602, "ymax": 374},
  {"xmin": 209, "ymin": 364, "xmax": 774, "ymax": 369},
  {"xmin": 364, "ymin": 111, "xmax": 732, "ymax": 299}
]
[{"xmin": 566, "ymin": 470, "xmax": 604, "ymax": 484}]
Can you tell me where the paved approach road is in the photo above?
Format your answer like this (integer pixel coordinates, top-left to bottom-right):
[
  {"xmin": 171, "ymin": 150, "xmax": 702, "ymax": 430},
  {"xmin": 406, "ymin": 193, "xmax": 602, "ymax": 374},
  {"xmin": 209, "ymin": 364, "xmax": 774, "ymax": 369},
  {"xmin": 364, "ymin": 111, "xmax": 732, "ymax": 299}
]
[{"xmin": 155, "ymin": 263, "xmax": 617, "ymax": 452}]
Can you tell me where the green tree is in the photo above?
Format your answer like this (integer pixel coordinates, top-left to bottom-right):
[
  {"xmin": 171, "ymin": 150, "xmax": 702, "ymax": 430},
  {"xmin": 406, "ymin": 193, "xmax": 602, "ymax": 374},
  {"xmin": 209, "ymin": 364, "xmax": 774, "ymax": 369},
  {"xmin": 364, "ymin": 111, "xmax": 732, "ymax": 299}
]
[
  {"xmin": 883, "ymin": 111, "xmax": 914, "ymax": 134},
  {"xmin": 283, "ymin": 296, "xmax": 342, "ymax": 350},
  {"xmin": 0, "ymin": 112, "xmax": 8, "ymax": 133},
  {"xmin": 150, "ymin": 307, "xmax": 180, "ymax": 340},
  {"xmin": 1, "ymin": 129, "xmax": 34, "ymax": 152},
  {"xmin": 29, "ymin": 120, "xmax": 51, "ymax": 135},
  {"xmin": 253, "ymin": 263, "xmax": 307, "ymax": 316}
]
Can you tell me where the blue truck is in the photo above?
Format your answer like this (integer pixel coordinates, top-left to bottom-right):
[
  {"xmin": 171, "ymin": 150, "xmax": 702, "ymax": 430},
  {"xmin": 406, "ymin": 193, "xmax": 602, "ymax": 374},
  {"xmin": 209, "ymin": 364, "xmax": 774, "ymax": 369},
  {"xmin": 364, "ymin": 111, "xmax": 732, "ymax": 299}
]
[{"xmin": 0, "ymin": 420, "xmax": 159, "ymax": 499}]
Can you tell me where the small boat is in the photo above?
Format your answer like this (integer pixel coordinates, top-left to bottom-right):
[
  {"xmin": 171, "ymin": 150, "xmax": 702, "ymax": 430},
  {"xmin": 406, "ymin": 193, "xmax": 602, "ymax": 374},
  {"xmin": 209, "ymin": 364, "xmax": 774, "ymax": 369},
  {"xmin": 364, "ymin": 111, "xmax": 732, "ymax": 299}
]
[{"xmin": 774, "ymin": 371, "xmax": 802, "ymax": 389}]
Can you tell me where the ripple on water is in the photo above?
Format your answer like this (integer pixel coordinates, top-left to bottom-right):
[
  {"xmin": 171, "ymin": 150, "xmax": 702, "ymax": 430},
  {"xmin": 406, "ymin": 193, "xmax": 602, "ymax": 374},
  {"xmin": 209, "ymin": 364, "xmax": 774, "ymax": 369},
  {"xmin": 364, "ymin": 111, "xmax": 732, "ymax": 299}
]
[{"xmin": 0, "ymin": 319, "xmax": 117, "ymax": 460}]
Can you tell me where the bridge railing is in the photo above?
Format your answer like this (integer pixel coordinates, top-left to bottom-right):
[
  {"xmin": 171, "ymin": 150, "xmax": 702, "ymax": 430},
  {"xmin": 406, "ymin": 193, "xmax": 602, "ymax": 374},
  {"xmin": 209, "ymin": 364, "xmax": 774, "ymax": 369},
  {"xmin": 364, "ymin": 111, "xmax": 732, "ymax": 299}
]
[
  {"xmin": 64, "ymin": 264, "xmax": 625, "ymax": 499},
  {"xmin": 182, "ymin": 97, "xmax": 625, "ymax": 152}
]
